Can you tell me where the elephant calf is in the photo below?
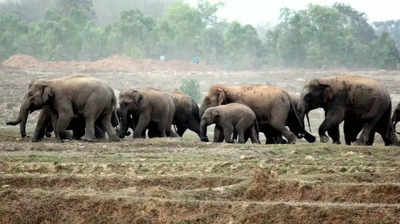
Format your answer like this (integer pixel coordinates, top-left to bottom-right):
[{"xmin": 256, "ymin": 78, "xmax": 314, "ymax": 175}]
[{"xmin": 200, "ymin": 103, "xmax": 260, "ymax": 144}]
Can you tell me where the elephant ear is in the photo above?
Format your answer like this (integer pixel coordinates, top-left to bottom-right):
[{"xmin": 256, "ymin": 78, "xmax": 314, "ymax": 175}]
[
  {"xmin": 211, "ymin": 110, "xmax": 220, "ymax": 121},
  {"xmin": 135, "ymin": 92, "xmax": 144, "ymax": 106},
  {"xmin": 320, "ymin": 84, "xmax": 333, "ymax": 103},
  {"xmin": 216, "ymin": 88, "xmax": 225, "ymax": 105},
  {"xmin": 41, "ymin": 84, "xmax": 54, "ymax": 103}
]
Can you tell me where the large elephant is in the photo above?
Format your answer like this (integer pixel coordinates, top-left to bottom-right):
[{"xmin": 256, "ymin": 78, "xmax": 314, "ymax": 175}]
[
  {"xmin": 200, "ymin": 103, "xmax": 260, "ymax": 144},
  {"xmin": 200, "ymin": 84, "xmax": 310, "ymax": 144},
  {"xmin": 169, "ymin": 90, "xmax": 203, "ymax": 139},
  {"xmin": 300, "ymin": 75, "xmax": 394, "ymax": 145},
  {"xmin": 6, "ymin": 75, "xmax": 119, "ymax": 142},
  {"xmin": 262, "ymin": 93, "xmax": 316, "ymax": 144},
  {"xmin": 118, "ymin": 88, "xmax": 176, "ymax": 138}
]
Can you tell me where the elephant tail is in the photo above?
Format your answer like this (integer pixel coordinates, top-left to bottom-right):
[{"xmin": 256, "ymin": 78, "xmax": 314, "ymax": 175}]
[
  {"xmin": 288, "ymin": 96, "xmax": 305, "ymax": 131},
  {"xmin": 6, "ymin": 119, "xmax": 21, "ymax": 126}
]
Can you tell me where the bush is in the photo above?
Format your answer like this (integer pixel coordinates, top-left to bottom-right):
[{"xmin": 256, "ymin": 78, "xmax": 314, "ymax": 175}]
[{"xmin": 179, "ymin": 79, "xmax": 201, "ymax": 103}]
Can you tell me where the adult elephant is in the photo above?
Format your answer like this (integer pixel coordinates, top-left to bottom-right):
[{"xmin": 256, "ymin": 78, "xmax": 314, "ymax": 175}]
[
  {"xmin": 169, "ymin": 90, "xmax": 203, "ymax": 139},
  {"xmin": 118, "ymin": 88, "xmax": 176, "ymax": 138},
  {"xmin": 19, "ymin": 106, "xmax": 120, "ymax": 142},
  {"xmin": 6, "ymin": 75, "xmax": 119, "ymax": 142},
  {"xmin": 245, "ymin": 93, "xmax": 315, "ymax": 144},
  {"xmin": 300, "ymin": 75, "xmax": 394, "ymax": 145},
  {"xmin": 200, "ymin": 84, "xmax": 311, "ymax": 144}
]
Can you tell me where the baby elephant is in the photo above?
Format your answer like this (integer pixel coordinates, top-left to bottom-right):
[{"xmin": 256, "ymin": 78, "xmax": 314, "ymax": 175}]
[{"xmin": 200, "ymin": 103, "xmax": 260, "ymax": 144}]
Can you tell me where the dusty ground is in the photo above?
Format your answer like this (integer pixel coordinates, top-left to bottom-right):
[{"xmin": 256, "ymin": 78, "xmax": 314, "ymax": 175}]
[{"xmin": 1, "ymin": 55, "xmax": 400, "ymax": 223}]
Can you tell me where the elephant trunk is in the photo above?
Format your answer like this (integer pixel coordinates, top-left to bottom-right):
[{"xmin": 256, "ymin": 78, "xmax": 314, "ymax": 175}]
[
  {"xmin": 6, "ymin": 97, "xmax": 30, "ymax": 137},
  {"xmin": 199, "ymin": 120, "xmax": 209, "ymax": 142},
  {"xmin": 118, "ymin": 109, "xmax": 130, "ymax": 138},
  {"xmin": 18, "ymin": 97, "xmax": 31, "ymax": 138}
]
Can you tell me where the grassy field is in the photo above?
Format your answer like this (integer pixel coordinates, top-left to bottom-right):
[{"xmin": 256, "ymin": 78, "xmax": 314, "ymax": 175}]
[{"xmin": 1, "ymin": 64, "xmax": 400, "ymax": 223}]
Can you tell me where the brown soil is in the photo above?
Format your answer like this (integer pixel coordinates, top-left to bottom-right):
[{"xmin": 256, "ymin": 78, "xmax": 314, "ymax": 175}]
[{"xmin": 2, "ymin": 54, "xmax": 218, "ymax": 72}]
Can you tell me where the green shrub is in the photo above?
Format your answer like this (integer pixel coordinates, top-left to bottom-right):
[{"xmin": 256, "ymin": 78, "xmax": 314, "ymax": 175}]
[{"xmin": 179, "ymin": 79, "xmax": 201, "ymax": 103}]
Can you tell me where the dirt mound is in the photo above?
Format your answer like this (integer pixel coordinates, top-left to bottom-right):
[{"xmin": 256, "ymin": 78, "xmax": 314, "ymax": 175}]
[{"xmin": 2, "ymin": 54, "xmax": 218, "ymax": 72}]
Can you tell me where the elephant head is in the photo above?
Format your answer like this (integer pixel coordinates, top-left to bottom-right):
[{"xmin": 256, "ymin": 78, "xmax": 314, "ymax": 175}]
[
  {"xmin": 118, "ymin": 89, "xmax": 144, "ymax": 138},
  {"xmin": 199, "ymin": 87, "xmax": 226, "ymax": 117},
  {"xmin": 6, "ymin": 80, "xmax": 53, "ymax": 137},
  {"xmin": 300, "ymin": 79, "xmax": 336, "ymax": 114},
  {"xmin": 200, "ymin": 108, "xmax": 220, "ymax": 142}
]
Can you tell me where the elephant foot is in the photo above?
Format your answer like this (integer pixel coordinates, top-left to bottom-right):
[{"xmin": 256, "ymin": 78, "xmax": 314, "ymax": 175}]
[
  {"xmin": 200, "ymin": 137, "xmax": 209, "ymax": 142},
  {"xmin": 32, "ymin": 138, "xmax": 41, "ymax": 143},
  {"xmin": 332, "ymin": 140, "xmax": 341, "ymax": 144},
  {"xmin": 320, "ymin": 135, "xmax": 329, "ymax": 143},
  {"xmin": 353, "ymin": 140, "xmax": 367, "ymax": 146},
  {"xmin": 109, "ymin": 135, "xmax": 121, "ymax": 142},
  {"xmin": 81, "ymin": 136, "xmax": 96, "ymax": 142}
]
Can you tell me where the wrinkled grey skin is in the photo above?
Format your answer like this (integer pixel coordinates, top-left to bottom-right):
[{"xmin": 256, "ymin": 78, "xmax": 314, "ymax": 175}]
[
  {"xmin": 118, "ymin": 88, "xmax": 177, "ymax": 139},
  {"xmin": 200, "ymin": 103, "xmax": 260, "ymax": 144},
  {"xmin": 169, "ymin": 90, "xmax": 205, "ymax": 140},
  {"xmin": 22, "ymin": 106, "xmax": 120, "ymax": 142},
  {"xmin": 200, "ymin": 84, "xmax": 312, "ymax": 144},
  {"xmin": 299, "ymin": 75, "xmax": 394, "ymax": 146},
  {"xmin": 6, "ymin": 75, "xmax": 119, "ymax": 142}
]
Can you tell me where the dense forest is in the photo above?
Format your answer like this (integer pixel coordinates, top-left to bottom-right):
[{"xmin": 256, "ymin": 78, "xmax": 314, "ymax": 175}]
[{"xmin": 1, "ymin": 0, "xmax": 400, "ymax": 70}]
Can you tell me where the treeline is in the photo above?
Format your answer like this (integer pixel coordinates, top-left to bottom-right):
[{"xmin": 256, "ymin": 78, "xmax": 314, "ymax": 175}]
[{"xmin": 0, "ymin": 0, "xmax": 399, "ymax": 70}]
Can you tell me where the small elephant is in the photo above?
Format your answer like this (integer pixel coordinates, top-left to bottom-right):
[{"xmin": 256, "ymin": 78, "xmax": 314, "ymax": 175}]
[
  {"xmin": 6, "ymin": 75, "xmax": 119, "ymax": 142},
  {"xmin": 300, "ymin": 75, "xmax": 394, "ymax": 145},
  {"xmin": 169, "ymin": 90, "xmax": 204, "ymax": 140},
  {"xmin": 118, "ymin": 88, "xmax": 177, "ymax": 138},
  {"xmin": 200, "ymin": 103, "xmax": 260, "ymax": 144}
]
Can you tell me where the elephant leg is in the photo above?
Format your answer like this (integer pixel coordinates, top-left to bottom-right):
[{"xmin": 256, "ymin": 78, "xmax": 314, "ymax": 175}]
[
  {"xmin": 344, "ymin": 119, "xmax": 361, "ymax": 145},
  {"xmin": 54, "ymin": 112, "xmax": 73, "ymax": 143},
  {"xmin": 327, "ymin": 125, "xmax": 341, "ymax": 144},
  {"xmin": 223, "ymin": 125, "xmax": 234, "ymax": 144},
  {"xmin": 176, "ymin": 125, "xmax": 187, "ymax": 137},
  {"xmin": 270, "ymin": 124, "xmax": 295, "ymax": 144},
  {"xmin": 100, "ymin": 113, "xmax": 119, "ymax": 142},
  {"xmin": 134, "ymin": 114, "xmax": 151, "ymax": 138},
  {"xmin": 249, "ymin": 125, "xmax": 260, "ymax": 144},
  {"xmin": 357, "ymin": 119, "xmax": 381, "ymax": 146},
  {"xmin": 187, "ymin": 119, "xmax": 201, "ymax": 138},
  {"xmin": 376, "ymin": 108, "xmax": 395, "ymax": 146},
  {"xmin": 213, "ymin": 126, "xmax": 224, "ymax": 143},
  {"xmin": 166, "ymin": 124, "xmax": 179, "ymax": 137},
  {"xmin": 319, "ymin": 109, "xmax": 345, "ymax": 143},
  {"xmin": 82, "ymin": 116, "xmax": 97, "ymax": 142},
  {"xmin": 32, "ymin": 109, "xmax": 51, "ymax": 142},
  {"xmin": 235, "ymin": 119, "xmax": 251, "ymax": 144}
]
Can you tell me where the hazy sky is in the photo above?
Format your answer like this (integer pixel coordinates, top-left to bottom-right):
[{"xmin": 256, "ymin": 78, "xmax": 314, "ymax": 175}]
[{"xmin": 186, "ymin": 0, "xmax": 400, "ymax": 25}]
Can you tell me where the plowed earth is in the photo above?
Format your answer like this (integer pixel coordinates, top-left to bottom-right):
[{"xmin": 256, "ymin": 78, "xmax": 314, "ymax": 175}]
[{"xmin": 1, "ymin": 55, "xmax": 400, "ymax": 223}]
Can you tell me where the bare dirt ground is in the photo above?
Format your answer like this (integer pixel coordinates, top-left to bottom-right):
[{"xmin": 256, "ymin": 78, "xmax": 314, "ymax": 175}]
[{"xmin": 1, "ymin": 55, "xmax": 400, "ymax": 223}]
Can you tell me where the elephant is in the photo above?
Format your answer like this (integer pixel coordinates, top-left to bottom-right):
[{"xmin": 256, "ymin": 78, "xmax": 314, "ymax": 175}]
[
  {"xmin": 259, "ymin": 93, "xmax": 316, "ymax": 144},
  {"xmin": 300, "ymin": 75, "xmax": 394, "ymax": 145},
  {"xmin": 169, "ymin": 90, "xmax": 204, "ymax": 139},
  {"xmin": 118, "ymin": 88, "xmax": 177, "ymax": 138},
  {"xmin": 391, "ymin": 103, "xmax": 400, "ymax": 143},
  {"xmin": 200, "ymin": 103, "xmax": 260, "ymax": 144},
  {"xmin": 200, "ymin": 84, "xmax": 312, "ymax": 144},
  {"xmin": 6, "ymin": 75, "xmax": 119, "ymax": 142},
  {"xmin": 21, "ymin": 106, "xmax": 120, "ymax": 142}
]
